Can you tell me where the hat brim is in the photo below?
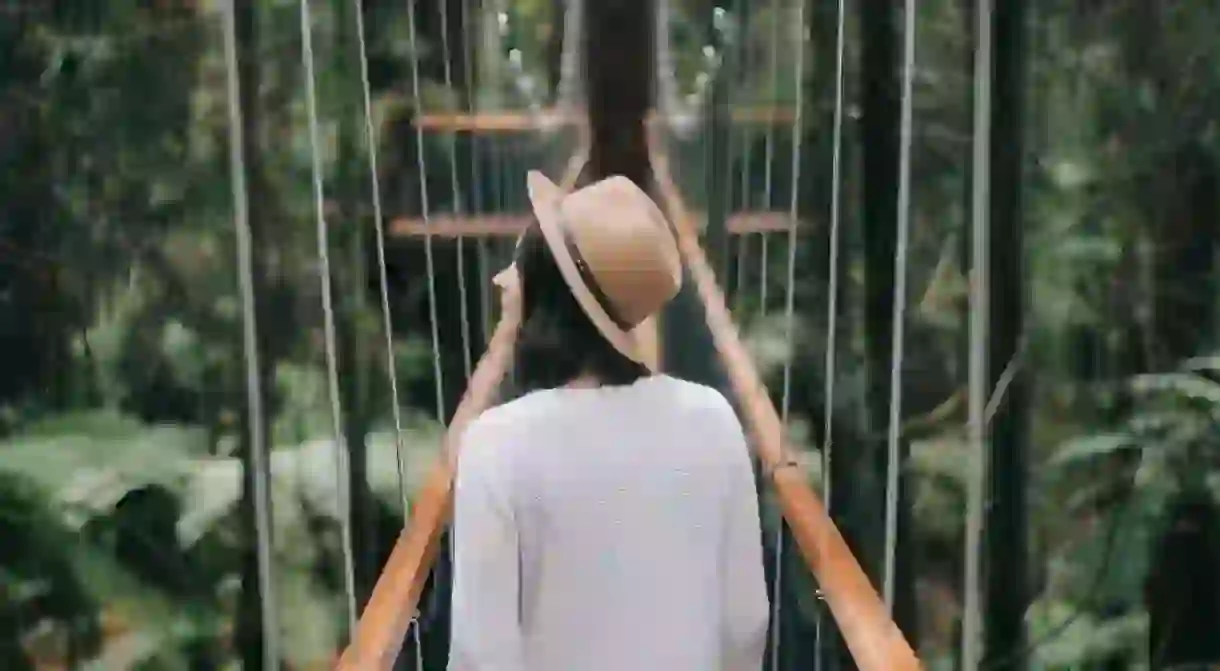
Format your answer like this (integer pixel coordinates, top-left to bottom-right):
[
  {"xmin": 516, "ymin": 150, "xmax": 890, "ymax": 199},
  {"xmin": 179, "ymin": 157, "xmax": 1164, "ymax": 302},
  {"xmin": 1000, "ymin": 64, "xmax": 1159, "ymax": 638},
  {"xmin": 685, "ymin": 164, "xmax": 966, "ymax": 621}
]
[{"xmin": 525, "ymin": 171, "xmax": 653, "ymax": 367}]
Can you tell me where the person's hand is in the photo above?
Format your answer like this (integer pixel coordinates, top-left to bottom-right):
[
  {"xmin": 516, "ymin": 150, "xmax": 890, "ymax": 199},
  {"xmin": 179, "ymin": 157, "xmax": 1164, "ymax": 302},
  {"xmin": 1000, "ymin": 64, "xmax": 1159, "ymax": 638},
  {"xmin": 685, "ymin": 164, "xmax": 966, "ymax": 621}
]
[{"xmin": 492, "ymin": 264, "xmax": 522, "ymax": 329}]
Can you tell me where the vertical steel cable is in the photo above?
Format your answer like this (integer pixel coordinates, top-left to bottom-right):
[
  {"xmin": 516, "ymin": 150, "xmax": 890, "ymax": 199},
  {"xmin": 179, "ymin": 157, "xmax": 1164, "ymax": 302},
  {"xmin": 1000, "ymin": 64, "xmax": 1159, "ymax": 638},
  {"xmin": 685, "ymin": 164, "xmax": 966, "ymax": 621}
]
[
  {"xmin": 758, "ymin": 0, "xmax": 783, "ymax": 316},
  {"xmin": 221, "ymin": 1, "xmax": 279, "ymax": 665},
  {"xmin": 299, "ymin": 0, "xmax": 357, "ymax": 633},
  {"xmin": 882, "ymin": 0, "xmax": 918, "ymax": 611},
  {"xmin": 962, "ymin": 0, "xmax": 995, "ymax": 664},
  {"xmin": 461, "ymin": 0, "xmax": 493, "ymax": 347},
  {"xmin": 352, "ymin": 0, "xmax": 412, "ymax": 521},
  {"xmin": 771, "ymin": 1, "xmax": 808, "ymax": 668},
  {"xmin": 813, "ymin": 0, "xmax": 848, "ymax": 664},
  {"xmin": 440, "ymin": 0, "xmax": 476, "ymax": 380},
  {"xmin": 407, "ymin": 0, "xmax": 449, "ymax": 426}
]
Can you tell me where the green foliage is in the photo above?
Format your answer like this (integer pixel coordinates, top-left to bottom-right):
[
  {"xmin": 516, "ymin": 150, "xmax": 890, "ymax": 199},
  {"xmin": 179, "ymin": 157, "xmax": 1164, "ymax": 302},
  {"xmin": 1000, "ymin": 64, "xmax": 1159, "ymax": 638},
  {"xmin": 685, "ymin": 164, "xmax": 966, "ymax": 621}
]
[{"xmin": 0, "ymin": 407, "xmax": 444, "ymax": 667}]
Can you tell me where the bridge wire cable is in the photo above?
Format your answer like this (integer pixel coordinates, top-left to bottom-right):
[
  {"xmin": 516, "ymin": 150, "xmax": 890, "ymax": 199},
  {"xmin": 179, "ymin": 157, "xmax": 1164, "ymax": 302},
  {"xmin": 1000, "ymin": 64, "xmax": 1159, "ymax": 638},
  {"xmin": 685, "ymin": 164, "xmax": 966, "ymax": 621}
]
[
  {"xmin": 557, "ymin": 0, "xmax": 583, "ymax": 111},
  {"xmin": 352, "ymin": 0, "xmax": 411, "ymax": 522},
  {"xmin": 489, "ymin": 0, "xmax": 510, "ymax": 314},
  {"xmin": 407, "ymin": 0, "xmax": 449, "ymax": 428},
  {"xmin": 883, "ymin": 0, "xmax": 918, "ymax": 611},
  {"xmin": 813, "ymin": 0, "xmax": 848, "ymax": 665},
  {"xmin": 440, "ymin": 0, "xmax": 476, "ymax": 382},
  {"xmin": 962, "ymin": 0, "xmax": 994, "ymax": 664},
  {"xmin": 461, "ymin": 0, "xmax": 493, "ymax": 347},
  {"xmin": 412, "ymin": 614, "xmax": 424, "ymax": 669},
  {"xmin": 732, "ymin": 0, "xmax": 750, "ymax": 314},
  {"xmin": 299, "ymin": 0, "xmax": 358, "ymax": 634},
  {"xmin": 221, "ymin": 1, "xmax": 280, "ymax": 665},
  {"xmin": 770, "ymin": 1, "xmax": 808, "ymax": 669},
  {"xmin": 758, "ymin": 0, "xmax": 783, "ymax": 316}
]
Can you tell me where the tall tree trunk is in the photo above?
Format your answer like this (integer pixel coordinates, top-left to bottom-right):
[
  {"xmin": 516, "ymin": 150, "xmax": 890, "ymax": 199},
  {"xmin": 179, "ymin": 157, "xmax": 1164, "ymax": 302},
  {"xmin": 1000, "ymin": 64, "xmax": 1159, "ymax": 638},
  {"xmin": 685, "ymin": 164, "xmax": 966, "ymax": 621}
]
[
  {"xmin": 583, "ymin": 0, "xmax": 655, "ymax": 188},
  {"xmin": 0, "ymin": 20, "xmax": 76, "ymax": 412},
  {"xmin": 232, "ymin": 0, "xmax": 277, "ymax": 667},
  {"xmin": 1147, "ymin": 493, "xmax": 1220, "ymax": 669},
  {"xmin": 983, "ymin": 0, "xmax": 1029, "ymax": 665},
  {"xmin": 856, "ymin": 0, "xmax": 899, "ymax": 593},
  {"xmin": 1127, "ymin": 3, "xmax": 1220, "ymax": 667}
]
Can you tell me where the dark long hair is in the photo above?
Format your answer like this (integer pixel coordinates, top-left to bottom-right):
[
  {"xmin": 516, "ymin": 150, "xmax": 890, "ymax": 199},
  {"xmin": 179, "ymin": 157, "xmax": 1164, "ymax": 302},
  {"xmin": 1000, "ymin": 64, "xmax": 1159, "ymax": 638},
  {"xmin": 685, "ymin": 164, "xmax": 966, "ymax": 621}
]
[{"xmin": 511, "ymin": 220, "xmax": 650, "ymax": 393}]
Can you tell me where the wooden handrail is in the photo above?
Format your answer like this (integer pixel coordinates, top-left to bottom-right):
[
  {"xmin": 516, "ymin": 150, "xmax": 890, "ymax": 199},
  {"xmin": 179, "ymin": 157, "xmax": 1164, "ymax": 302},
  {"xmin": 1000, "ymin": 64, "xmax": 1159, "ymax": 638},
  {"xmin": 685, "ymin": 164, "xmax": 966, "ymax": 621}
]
[{"xmin": 648, "ymin": 142, "xmax": 922, "ymax": 671}]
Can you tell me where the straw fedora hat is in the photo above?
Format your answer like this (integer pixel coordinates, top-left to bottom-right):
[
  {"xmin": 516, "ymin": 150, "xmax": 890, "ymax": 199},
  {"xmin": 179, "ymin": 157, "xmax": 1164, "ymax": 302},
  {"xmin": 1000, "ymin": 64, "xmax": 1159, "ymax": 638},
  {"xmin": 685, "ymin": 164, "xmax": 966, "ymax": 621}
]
[{"xmin": 507, "ymin": 170, "xmax": 683, "ymax": 364}]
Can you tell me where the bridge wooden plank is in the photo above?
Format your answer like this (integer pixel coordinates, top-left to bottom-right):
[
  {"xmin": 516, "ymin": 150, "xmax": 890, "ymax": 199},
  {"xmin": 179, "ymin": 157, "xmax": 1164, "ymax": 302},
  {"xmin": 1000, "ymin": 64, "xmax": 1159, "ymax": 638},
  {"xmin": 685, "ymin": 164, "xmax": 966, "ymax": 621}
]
[{"xmin": 416, "ymin": 107, "xmax": 797, "ymax": 132}]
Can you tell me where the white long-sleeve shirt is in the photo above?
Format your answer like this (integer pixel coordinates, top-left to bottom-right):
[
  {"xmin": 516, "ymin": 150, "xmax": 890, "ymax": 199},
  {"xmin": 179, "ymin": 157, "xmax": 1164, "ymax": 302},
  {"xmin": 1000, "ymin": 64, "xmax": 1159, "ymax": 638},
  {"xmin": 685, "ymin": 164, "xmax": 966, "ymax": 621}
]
[{"xmin": 448, "ymin": 374, "xmax": 770, "ymax": 671}]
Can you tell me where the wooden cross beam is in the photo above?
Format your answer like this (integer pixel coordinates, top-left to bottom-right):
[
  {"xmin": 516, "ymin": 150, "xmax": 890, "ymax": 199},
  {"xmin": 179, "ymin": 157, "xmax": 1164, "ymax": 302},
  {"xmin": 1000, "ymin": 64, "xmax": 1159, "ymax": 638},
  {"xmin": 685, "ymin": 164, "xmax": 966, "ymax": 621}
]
[{"xmin": 416, "ymin": 106, "xmax": 798, "ymax": 132}]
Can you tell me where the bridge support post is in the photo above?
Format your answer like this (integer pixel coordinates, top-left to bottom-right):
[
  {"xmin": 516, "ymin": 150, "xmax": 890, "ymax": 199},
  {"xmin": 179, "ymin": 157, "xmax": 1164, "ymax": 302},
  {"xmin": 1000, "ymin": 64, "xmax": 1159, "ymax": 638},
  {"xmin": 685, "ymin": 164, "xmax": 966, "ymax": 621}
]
[{"xmin": 583, "ymin": 0, "xmax": 655, "ymax": 188}]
